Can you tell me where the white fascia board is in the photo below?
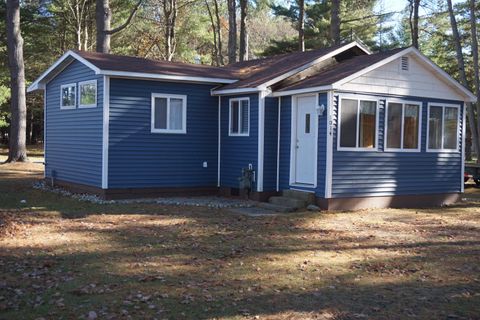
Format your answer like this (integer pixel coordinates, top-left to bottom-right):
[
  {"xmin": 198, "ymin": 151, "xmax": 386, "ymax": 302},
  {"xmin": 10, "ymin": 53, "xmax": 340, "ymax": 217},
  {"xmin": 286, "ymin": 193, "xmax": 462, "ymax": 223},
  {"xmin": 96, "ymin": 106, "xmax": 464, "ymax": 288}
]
[
  {"xmin": 211, "ymin": 87, "xmax": 261, "ymax": 95},
  {"xmin": 27, "ymin": 50, "xmax": 101, "ymax": 93},
  {"xmin": 333, "ymin": 47, "xmax": 477, "ymax": 102},
  {"xmin": 270, "ymin": 85, "xmax": 333, "ymax": 97},
  {"xmin": 100, "ymin": 70, "xmax": 237, "ymax": 84}
]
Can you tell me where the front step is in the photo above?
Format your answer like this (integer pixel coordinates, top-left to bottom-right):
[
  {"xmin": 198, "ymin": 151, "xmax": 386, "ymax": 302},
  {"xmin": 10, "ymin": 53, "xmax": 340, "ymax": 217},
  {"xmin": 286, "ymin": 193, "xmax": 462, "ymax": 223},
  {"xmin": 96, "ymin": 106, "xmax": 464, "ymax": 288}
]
[
  {"xmin": 258, "ymin": 202, "xmax": 297, "ymax": 213},
  {"xmin": 282, "ymin": 189, "xmax": 316, "ymax": 204},
  {"xmin": 269, "ymin": 196, "xmax": 307, "ymax": 209}
]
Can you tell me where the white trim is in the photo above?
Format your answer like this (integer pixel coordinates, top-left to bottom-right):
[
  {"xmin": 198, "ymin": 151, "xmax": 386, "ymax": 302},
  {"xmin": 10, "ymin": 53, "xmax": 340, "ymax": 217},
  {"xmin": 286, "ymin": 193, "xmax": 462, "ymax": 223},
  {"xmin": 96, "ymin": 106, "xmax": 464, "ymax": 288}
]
[
  {"xmin": 102, "ymin": 76, "xmax": 110, "ymax": 189},
  {"xmin": 211, "ymin": 88, "xmax": 261, "ymax": 96},
  {"xmin": 78, "ymin": 79, "xmax": 98, "ymax": 108},
  {"xmin": 44, "ymin": 86, "xmax": 47, "ymax": 178},
  {"xmin": 384, "ymin": 99, "xmax": 422, "ymax": 152},
  {"xmin": 150, "ymin": 93, "xmax": 188, "ymax": 134},
  {"xmin": 461, "ymin": 103, "xmax": 466, "ymax": 192},
  {"xmin": 426, "ymin": 102, "xmax": 461, "ymax": 153},
  {"xmin": 333, "ymin": 47, "xmax": 477, "ymax": 102},
  {"xmin": 28, "ymin": 51, "xmax": 101, "ymax": 92},
  {"xmin": 276, "ymin": 97, "xmax": 281, "ymax": 192},
  {"xmin": 336, "ymin": 93, "xmax": 380, "ymax": 152},
  {"xmin": 228, "ymin": 97, "xmax": 250, "ymax": 136},
  {"xmin": 217, "ymin": 96, "xmax": 221, "ymax": 187},
  {"xmin": 324, "ymin": 91, "xmax": 334, "ymax": 198},
  {"xmin": 289, "ymin": 93, "xmax": 319, "ymax": 188},
  {"xmin": 102, "ymin": 70, "xmax": 236, "ymax": 85},
  {"xmin": 60, "ymin": 83, "xmax": 76, "ymax": 109},
  {"xmin": 271, "ymin": 85, "xmax": 334, "ymax": 97},
  {"xmin": 257, "ymin": 91, "xmax": 266, "ymax": 192},
  {"xmin": 212, "ymin": 41, "xmax": 370, "ymax": 96}
]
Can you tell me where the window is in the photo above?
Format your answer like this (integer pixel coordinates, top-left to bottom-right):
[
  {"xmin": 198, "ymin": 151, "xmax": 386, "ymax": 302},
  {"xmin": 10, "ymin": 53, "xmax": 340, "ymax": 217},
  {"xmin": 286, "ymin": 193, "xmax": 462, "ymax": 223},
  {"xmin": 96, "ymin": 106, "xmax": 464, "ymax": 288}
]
[
  {"xmin": 385, "ymin": 101, "xmax": 421, "ymax": 151},
  {"xmin": 229, "ymin": 98, "xmax": 249, "ymax": 136},
  {"xmin": 151, "ymin": 93, "xmax": 187, "ymax": 134},
  {"xmin": 79, "ymin": 80, "xmax": 97, "ymax": 108},
  {"xmin": 338, "ymin": 97, "xmax": 378, "ymax": 150},
  {"xmin": 427, "ymin": 104, "xmax": 460, "ymax": 151},
  {"xmin": 60, "ymin": 83, "xmax": 76, "ymax": 109}
]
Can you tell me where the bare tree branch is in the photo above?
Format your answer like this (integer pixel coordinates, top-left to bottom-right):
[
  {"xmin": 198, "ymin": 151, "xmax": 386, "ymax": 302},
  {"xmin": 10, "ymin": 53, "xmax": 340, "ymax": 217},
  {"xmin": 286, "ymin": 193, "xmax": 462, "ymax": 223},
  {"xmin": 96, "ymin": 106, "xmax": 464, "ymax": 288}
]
[{"xmin": 106, "ymin": 0, "xmax": 143, "ymax": 35}]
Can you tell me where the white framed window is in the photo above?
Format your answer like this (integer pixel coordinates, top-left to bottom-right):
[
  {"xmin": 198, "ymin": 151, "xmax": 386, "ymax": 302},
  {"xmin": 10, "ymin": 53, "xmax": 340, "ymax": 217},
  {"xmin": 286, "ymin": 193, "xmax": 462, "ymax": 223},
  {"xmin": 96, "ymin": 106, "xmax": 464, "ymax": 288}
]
[
  {"xmin": 385, "ymin": 100, "xmax": 422, "ymax": 152},
  {"xmin": 337, "ymin": 95, "xmax": 379, "ymax": 151},
  {"xmin": 60, "ymin": 83, "xmax": 76, "ymax": 109},
  {"xmin": 427, "ymin": 103, "xmax": 460, "ymax": 152},
  {"xmin": 78, "ymin": 80, "xmax": 97, "ymax": 108},
  {"xmin": 229, "ymin": 97, "xmax": 249, "ymax": 136},
  {"xmin": 151, "ymin": 93, "xmax": 187, "ymax": 134}
]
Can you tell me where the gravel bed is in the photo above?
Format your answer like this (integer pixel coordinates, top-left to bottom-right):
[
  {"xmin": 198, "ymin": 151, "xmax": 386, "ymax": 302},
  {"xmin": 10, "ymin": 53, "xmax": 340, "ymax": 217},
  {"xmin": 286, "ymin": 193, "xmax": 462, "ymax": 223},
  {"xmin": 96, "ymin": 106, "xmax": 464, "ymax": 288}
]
[{"xmin": 32, "ymin": 180, "xmax": 256, "ymax": 208}]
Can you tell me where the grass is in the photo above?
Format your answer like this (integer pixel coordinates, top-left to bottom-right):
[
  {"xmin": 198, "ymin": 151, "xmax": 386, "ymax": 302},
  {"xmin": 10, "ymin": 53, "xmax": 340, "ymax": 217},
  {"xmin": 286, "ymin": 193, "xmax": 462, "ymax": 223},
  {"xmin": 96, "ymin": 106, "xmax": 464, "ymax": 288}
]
[{"xmin": 1, "ymin": 158, "xmax": 480, "ymax": 319}]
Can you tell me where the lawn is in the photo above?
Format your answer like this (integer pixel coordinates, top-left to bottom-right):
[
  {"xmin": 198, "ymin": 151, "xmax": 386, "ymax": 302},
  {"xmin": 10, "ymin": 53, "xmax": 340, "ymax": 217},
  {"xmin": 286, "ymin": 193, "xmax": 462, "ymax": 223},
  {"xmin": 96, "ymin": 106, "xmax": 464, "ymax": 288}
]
[{"xmin": 1, "ymin": 159, "xmax": 480, "ymax": 319}]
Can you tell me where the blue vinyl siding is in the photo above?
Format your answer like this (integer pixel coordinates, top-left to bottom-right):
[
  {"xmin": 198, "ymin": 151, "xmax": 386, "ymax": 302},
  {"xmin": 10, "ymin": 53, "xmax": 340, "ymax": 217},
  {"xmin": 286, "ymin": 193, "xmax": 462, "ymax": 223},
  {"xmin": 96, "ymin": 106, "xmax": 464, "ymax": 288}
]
[
  {"xmin": 220, "ymin": 94, "xmax": 258, "ymax": 189},
  {"xmin": 278, "ymin": 93, "xmax": 328, "ymax": 197},
  {"xmin": 331, "ymin": 93, "xmax": 463, "ymax": 197},
  {"xmin": 263, "ymin": 97, "xmax": 279, "ymax": 191},
  {"xmin": 108, "ymin": 79, "xmax": 218, "ymax": 188},
  {"xmin": 45, "ymin": 60, "xmax": 103, "ymax": 187}
]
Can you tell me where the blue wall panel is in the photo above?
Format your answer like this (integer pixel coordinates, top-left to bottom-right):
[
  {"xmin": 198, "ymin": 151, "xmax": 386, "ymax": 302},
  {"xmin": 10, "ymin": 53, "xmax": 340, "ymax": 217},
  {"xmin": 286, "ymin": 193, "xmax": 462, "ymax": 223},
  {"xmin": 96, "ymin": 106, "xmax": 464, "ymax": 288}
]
[
  {"xmin": 219, "ymin": 94, "xmax": 258, "ymax": 188},
  {"xmin": 263, "ymin": 97, "xmax": 279, "ymax": 191},
  {"xmin": 331, "ymin": 93, "xmax": 463, "ymax": 197},
  {"xmin": 108, "ymin": 79, "xmax": 218, "ymax": 188},
  {"xmin": 45, "ymin": 60, "xmax": 103, "ymax": 187}
]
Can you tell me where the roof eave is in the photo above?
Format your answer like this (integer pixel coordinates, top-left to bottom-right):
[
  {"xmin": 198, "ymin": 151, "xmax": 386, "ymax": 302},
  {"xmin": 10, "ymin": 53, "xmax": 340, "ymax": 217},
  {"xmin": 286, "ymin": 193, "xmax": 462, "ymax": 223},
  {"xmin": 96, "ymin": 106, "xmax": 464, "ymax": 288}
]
[
  {"xmin": 270, "ymin": 85, "xmax": 333, "ymax": 97},
  {"xmin": 100, "ymin": 70, "xmax": 237, "ymax": 84}
]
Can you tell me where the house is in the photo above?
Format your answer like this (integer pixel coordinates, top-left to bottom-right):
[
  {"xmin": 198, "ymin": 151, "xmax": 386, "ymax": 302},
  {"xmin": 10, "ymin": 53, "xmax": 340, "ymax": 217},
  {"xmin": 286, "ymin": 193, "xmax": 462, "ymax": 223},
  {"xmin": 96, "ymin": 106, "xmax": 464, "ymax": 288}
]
[{"xmin": 28, "ymin": 41, "xmax": 477, "ymax": 210}]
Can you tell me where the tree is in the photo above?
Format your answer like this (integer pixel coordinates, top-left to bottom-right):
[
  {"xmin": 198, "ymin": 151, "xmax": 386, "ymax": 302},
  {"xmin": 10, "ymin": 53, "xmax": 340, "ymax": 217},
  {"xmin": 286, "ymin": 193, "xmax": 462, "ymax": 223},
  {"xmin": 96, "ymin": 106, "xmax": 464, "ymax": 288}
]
[
  {"xmin": 162, "ymin": 0, "xmax": 177, "ymax": 61},
  {"xmin": 227, "ymin": 0, "xmax": 236, "ymax": 63},
  {"xmin": 446, "ymin": 0, "xmax": 480, "ymax": 158},
  {"xmin": 239, "ymin": 0, "xmax": 248, "ymax": 61},
  {"xmin": 96, "ymin": 0, "xmax": 142, "ymax": 53},
  {"xmin": 297, "ymin": 0, "xmax": 305, "ymax": 51},
  {"xmin": 330, "ymin": 0, "xmax": 340, "ymax": 45},
  {"xmin": 5, "ymin": 0, "xmax": 27, "ymax": 162},
  {"xmin": 205, "ymin": 0, "xmax": 224, "ymax": 65},
  {"xmin": 409, "ymin": 0, "xmax": 420, "ymax": 48},
  {"xmin": 470, "ymin": 0, "xmax": 480, "ymax": 161}
]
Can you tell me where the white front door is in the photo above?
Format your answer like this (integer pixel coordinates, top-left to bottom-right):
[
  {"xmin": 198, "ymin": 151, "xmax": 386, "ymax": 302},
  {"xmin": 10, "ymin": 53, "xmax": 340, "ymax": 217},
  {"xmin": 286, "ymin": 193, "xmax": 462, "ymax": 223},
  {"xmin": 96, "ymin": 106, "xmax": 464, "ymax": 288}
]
[{"xmin": 293, "ymin": 95, "xmax": 317, "ymax": 185}]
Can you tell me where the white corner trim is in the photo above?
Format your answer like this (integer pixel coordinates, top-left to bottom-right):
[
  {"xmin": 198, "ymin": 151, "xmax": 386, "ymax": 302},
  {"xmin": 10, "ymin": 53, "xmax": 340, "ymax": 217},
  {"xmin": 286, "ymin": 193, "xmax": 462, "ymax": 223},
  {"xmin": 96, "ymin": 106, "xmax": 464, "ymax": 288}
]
[
  {"xmin": 78, "ymin": 79, "xmax": 98, "ymax": 108},
  {"xmin": 461, "ymin": 103, "xmax": 466, "ymax": 192},
  {"xmin": 102, "ymin": 70, "xmax": 236, "ymax": 85},
  {"xmin": 218, "ymin": 96, "xmax": 221, "ymax": 187},
  {"xmin": 102, "ymin": 76, "xmax": 110, "ymax": 189},
  {"xmin": 44, "ymin": 86, "xmax": 47, "ymax": 179},
  {"xmin": 276, "ymin": 97, "xmax": 281, "ymax": 192},
  {"xmin": 271, "ymin": 85, "xmax": 333, "ymax": 97},
  {"xmin": 257, "ymin": 91, "xmax": 266, "ymax": 192},
  {"xmin": 324, "ymin": 91, "xmax": 334, "ymax": 198}
]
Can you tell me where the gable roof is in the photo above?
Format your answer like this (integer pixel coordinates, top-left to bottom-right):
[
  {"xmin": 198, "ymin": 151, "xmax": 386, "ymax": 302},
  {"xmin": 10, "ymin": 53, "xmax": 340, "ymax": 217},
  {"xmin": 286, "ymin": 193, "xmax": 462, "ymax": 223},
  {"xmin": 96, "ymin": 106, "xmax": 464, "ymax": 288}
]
[{"xmin": 272, "ymin": 47, "xmax": 477, "ymax": 102}]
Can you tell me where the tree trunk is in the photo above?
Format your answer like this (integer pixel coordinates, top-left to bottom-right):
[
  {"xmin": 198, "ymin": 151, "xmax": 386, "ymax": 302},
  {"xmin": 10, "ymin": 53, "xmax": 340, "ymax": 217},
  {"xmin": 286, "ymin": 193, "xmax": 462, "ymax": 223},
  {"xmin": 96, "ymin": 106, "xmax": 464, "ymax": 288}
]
[
  {"xmin": 409, "ymin": 0, "xmax": 420, "ymax": 48},
  {"xmin": 227, "ymin": 0, "xmax": 237, "ymax": 64},
  {"xmin": 298, "ymin": 0, "xmax": 305, "ymax": 52},
  {"xmin": 205, "ymin": 0, "xmax": 219, "ymax": 65},
  {"xmin": 213, "ymin": 0, "xmax": 224, "ymax": 65},
  {"xmin": 447, "ymin": 0, "xmax": 480, "ymax": 158},
  {"xmin": 96, "ymin": 0, "xmax": 111, "ymax": 53},
  {"xmin": 330, "ymin": 0, "xmax": 341, "ymax": 45},
  {"xmin": 6, "ymin": 0, "xmax": 28, "ymax": 162},
  {"xmin": 470, "ymin": 0, "xmax": 480, "ymax": 162},
  {"xmin": 163, "ymin": 0, "xmax": 177, "ymax": 61},
  {"xmin": 239, "ymin": 0, "xmax": 247, "ymax": 61}
]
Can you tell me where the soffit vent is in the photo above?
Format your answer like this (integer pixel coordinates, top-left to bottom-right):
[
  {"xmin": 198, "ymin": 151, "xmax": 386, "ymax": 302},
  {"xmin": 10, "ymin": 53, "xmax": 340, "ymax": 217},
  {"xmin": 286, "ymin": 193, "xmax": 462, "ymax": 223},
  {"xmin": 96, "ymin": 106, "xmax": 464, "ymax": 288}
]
[{"xmin": 401, "ymin": 56, "xmax": 409, "ymax": 71}]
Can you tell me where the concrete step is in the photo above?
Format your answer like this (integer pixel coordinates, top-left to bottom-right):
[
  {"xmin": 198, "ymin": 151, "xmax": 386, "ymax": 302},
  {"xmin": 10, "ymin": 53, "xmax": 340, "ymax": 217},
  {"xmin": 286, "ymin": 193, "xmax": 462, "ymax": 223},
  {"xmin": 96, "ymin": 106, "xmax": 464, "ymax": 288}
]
[
  {"xmin": 269, "ymin": 196, "xmax": 307, "ymax": 209},
  {"xmin": 257, "ymin": 202, "xmax": 296, "ymax": 213},
  {"xmin": 282, "ymin": 189, "xmax": 316, "ymax": 204}
]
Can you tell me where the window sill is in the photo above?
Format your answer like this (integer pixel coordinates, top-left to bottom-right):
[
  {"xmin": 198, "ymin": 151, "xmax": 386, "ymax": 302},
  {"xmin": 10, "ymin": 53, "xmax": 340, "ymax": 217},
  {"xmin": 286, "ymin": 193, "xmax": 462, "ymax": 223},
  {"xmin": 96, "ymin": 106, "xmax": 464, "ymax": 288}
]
[
  {"xmin": 229, "ymin": 133, "xmax": 249, "ymax": 137},
  {"xmin": 337, "ymin": 147, "xmax": 379, "ymax": 152},
  {"xmin": 384, "ymin": 148, "xmax": 421, "ymax": 153},
  {"xmin": 151, "ymin": 129, "xmax": 187, "ymax": 134},
  {"xmin": 79, "ymin": 104, "xmax": 97, "ymax": 109},
  {"xmin": 60, "ymin": 105, "xmax": 76, "ymax": 110},
  {"xmin": 426, "ymin": 148, "xmax": 460, "ymax": 153}
]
